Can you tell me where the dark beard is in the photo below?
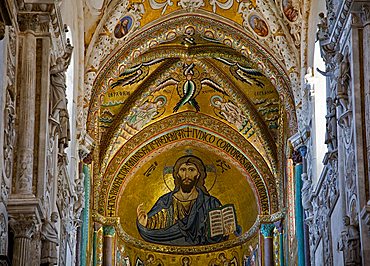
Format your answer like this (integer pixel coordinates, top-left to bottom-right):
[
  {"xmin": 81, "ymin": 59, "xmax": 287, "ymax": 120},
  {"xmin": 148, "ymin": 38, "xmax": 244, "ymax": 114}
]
[{"xmin": 180, "ymin": 179, "xmax": 197, "ymax": 193}]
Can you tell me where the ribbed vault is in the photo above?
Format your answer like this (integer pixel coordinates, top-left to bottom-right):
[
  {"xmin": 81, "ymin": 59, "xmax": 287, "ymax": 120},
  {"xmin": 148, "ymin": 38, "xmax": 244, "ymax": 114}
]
[{"xmin": 85, "ymin": 0, "xmax": 299, "ymax": 262}]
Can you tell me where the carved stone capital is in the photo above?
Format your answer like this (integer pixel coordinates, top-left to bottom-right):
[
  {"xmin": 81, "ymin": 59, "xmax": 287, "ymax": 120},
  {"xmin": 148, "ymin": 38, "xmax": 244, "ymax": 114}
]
[
  {"xmin": 103, "ymin": 225, "xmax": 115, "ymax": 237},
  {"xmin": 78, "ymin": 133, "xmax": 95, "ymax": 160},
  {"xmin": 19, "ymin": 2, "xmax": 63, "ymax": 37},
  {"xmin": 361, "ymin": 4, "xmax": 370, "ymax": 24},
  {"xmin": 298, "ymin": 146, "xmax": 307, "ymax": 157},
  {"xmin": 292, "ymin": 150, "xmax": 302, "ymax": 165},
  {"xmin": 9, "ymin": 215, "xmax": 36, "ymax": 239},
  {"xmin": 260, "ymin": 223, "xmax": 275, "ymax": 238},
  {"xmin": 289, "ymin": 130, "xmax": 310, "ymax": 155},
  {"xmin": 17, "ymin": 13, "xmax": 50, "ymax": 33},
  {"xmin": 351, "ymin": 12, "xmax": 362, "ymax": 27}
]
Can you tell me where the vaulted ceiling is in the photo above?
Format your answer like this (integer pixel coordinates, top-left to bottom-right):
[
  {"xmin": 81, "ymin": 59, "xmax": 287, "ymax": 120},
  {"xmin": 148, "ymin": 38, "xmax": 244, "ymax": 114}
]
[{"xmin": 83, "ymin": 0, "xmax": 301, "ymax": 261}]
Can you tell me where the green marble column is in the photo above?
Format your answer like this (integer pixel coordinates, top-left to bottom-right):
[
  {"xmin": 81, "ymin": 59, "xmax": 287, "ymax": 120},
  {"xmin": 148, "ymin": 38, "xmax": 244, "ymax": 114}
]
[
  {"xmin": 261, "ymin": 223, "xmax": 275, "ymax": 266},
  {"xmin": 80, "ymin": 164, "xmax": 90, "ymax": 266},
  {"xmin": 92, "ymin": 223, "xmax": 101, "ymax": 266},
  {"xmin": 293, "ymin": 150, "xmax": 305, "ymax": 266}
]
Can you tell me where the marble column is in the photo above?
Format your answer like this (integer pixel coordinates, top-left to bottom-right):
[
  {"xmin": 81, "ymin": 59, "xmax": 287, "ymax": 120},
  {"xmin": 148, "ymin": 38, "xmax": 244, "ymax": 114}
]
[
  {"xmin": 6, "ymin": 16, "xmax": 43, "ymax": 266},
  {"xmin": 292, "ymin": 150, "xmax": 305, "ymax": 266},
  {"xmin": 81, "ymin": 161, "xmax": 92, "ymax": 266},
  {"xmin": 260, "ymin": 223, "xmax": 275, "ymax": 266},
  {"xmin": 15, "ymin": 29, "xmax": 37, "ymax": 195},
  {"xmin": 93, "ymin": 223, "xmax": 101, "ymax": 266},
  {"xmin": 298, "ymin": 146, "xmax": 311, "ymax": 266},
  {"xmin": 359, "ymin": 1, "xmax": 370, "ymax": 240},
  {"xmin": 75, "ymin": 226, "xmax": 81, "ymax": 266},
  {"xmin": 9, "ymin": 217, "xmax": 36, "ymax": 266},
  {"xmin": 102, "ymin": 225, "xmax": 115, "ymax": 266},
  {"xmin": 352, "ymin": 2, "xmax": 370, "ymax": 263}
]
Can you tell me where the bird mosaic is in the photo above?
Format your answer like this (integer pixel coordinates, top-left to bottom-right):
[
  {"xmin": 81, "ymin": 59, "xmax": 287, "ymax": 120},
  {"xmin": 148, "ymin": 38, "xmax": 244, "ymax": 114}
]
[
  {"xmin": 215, "ymin": 58, "xmax": 265, "ymax": 88},
  {"xmin": 110, "ymin": 58, "xmax": 165, "ymax": 89},
  {"xmin": 109, "ymin": 56, "xmax": 275, "ymax": 115}
]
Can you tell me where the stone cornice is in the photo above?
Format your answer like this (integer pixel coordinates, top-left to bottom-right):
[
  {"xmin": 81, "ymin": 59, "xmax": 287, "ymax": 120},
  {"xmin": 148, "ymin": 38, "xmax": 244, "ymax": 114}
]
[
  {"xmin": 15, "ymin": 1, "xmax": 64, "ymax": 39},
  {"xmin": 321, "ymin": 0, "xmax": 353, "ymax": 52}
]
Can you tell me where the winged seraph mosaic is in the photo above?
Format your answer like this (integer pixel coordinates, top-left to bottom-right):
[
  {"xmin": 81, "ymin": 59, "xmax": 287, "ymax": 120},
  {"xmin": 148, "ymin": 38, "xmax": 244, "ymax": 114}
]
[
  {"xmin": 173, "ymin": 63, "xmax": 201, "ymax": 112},
  {"xmin": 171, "ymin": 62, "xmax": 234, "ymax": 112}
]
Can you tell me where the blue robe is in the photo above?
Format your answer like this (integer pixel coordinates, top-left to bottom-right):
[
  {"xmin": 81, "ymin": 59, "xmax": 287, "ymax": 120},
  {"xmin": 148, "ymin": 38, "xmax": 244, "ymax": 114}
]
[{"xmin": 137, "ymin": 188, "xmax": 224, "ymax": 245}]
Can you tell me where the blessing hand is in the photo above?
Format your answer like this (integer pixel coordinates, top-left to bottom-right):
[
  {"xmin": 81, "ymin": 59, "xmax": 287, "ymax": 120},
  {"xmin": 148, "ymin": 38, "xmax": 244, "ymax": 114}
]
[{"xmin": 137, "ymin": 203, "xmax": 148, "ymax": 227}]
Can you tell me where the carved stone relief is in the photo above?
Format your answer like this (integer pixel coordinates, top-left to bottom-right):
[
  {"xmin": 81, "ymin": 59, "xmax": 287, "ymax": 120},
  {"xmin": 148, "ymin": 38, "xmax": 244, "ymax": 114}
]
[
  {"xmin": 308, "ymin": 158, "xmax": 339, "ymax": 262},
  {"xmin": 0, "ymin": 213, "xmax": 7, "ymax": 255},
  {"xmin": 1, "ymin": 26, "xmax": 16, "ymax": 203},
  {"xmin": 308, "ymin": 2, "xmax": 361, "ymax": 261},
  {"xmin": 338, "ymin": 216, "xmax": 361, "ymax": 265},
  {"xmin": 335, "ymin": 49, "xmax": 358, "ymax": 220}
]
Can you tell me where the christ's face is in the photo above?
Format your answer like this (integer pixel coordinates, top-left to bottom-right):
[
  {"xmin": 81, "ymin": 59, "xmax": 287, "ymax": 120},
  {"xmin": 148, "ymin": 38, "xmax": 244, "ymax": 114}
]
[{"xmin": 178, "ymin": 163, "xmax": 199, "ymax": 193}]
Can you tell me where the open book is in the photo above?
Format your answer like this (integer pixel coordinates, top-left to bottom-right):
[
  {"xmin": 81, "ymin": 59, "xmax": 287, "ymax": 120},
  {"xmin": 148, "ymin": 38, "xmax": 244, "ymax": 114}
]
[{"xmin": 208, "ymin": 204, "xmax": 237, "ymax": 238}]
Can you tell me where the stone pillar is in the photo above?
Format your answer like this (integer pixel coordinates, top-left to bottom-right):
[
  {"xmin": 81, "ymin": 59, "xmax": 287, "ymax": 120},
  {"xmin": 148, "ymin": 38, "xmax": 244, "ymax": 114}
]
[
  {"xmin": 80, "ymin": 155, "xmax": 93, "ymax": 266},
  {"xmin": 260, "ymin": 223, "xmax": 275, "ymax": 266},
  {"xmin": 9, "ymin": 216, "xmax": 36, "ymax": 266},
  {"xmin": 15, "ymin": 29, "xmax": 37, "ymax": 195},
  {"xmin": 351, "ymin": 2, "xmax": 370, "ymax": 263},
  {"xmin": 6, "ymin": 12, "xmax": 46, "ymax": 266},
  {"xmin": 360, "ymin": 0, "xmax": 370, "ymax": 239},
  {"xmin": 274, "ymin": 221, "xmax": 285, "ymax": 266},
  {"xmin": 102, "ymin": 225, "xmax": 115, "ymax": 266},
  {"xmin": 362, "ymin": 5, "xmax": 370, "ymax": 201},
  {"xmin": 292, "ymin": 150, "xmax": 305, "ymax": 266}
]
